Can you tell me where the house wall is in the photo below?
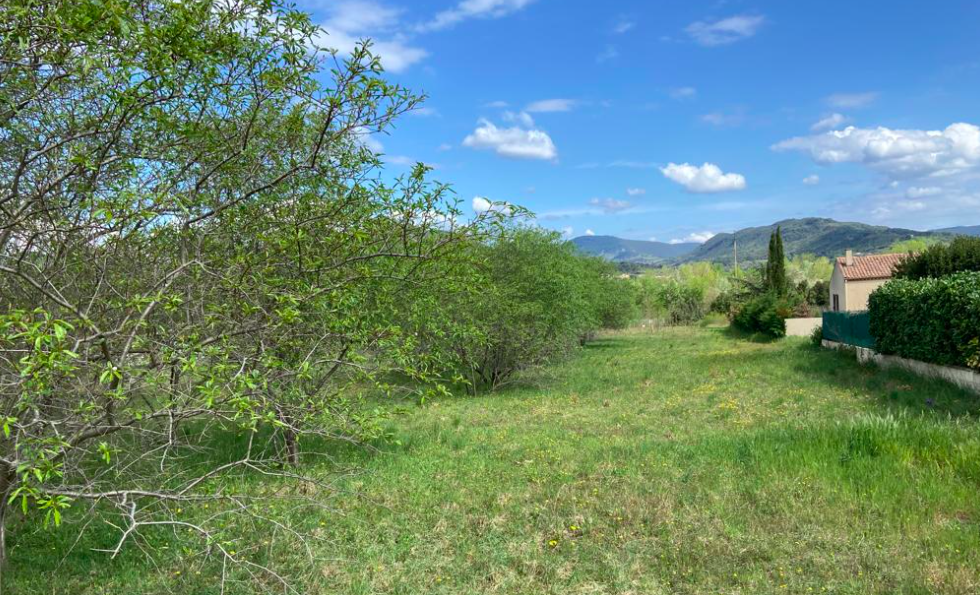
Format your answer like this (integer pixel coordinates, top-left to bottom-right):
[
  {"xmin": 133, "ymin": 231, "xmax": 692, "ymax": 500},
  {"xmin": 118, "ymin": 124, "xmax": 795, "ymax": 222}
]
[
  {"xmin": 844, "ymin": 279, "xmax": 887, "ymax": 311},
  {"xmin": 829, "ymin": 262, "xmax": 888, "ymax": 312},
  {"xmin": 830, "ymin": 264, "xmax": 847, "ymax": 311}
]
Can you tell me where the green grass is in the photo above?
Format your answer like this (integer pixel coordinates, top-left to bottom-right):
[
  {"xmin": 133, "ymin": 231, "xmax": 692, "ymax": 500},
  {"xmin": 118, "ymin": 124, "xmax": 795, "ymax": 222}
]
[{"xmin": 10, "ymin": 327, "xmax": 980, "ymax": 594}]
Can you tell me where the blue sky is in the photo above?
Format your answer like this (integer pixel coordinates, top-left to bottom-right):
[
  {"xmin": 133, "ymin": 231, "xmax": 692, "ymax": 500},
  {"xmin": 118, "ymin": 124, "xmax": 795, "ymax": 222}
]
[{"xmin": 301, "ymin": 0, "xmax": 980, "ymax": 243}]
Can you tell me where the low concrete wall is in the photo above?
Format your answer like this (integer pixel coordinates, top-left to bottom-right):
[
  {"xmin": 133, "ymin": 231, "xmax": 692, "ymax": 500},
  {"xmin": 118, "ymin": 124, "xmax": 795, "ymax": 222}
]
[
  {"xmin": 786, "ymin": 317, "xmax": 822, "ymax": 337},
  {"xmin": 822, "ymin": 340, "xmax": 980, "ymax": 395}
]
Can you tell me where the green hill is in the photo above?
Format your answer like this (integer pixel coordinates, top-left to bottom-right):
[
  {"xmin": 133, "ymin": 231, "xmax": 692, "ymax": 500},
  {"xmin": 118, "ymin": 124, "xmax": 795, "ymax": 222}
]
[
  {"xmin": 570, "ymin": 235, "xmax": 699, "ymax": 264},
  {"xmin": 682, "ymin": 218, "xmax": 938, "ymax": 265}
]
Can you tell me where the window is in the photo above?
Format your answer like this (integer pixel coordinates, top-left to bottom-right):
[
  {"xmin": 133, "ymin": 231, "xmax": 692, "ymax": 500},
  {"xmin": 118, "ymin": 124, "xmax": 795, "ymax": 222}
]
[{"xmin": 832, "ymin": 294, "xmax": 840, "ymax": 312}]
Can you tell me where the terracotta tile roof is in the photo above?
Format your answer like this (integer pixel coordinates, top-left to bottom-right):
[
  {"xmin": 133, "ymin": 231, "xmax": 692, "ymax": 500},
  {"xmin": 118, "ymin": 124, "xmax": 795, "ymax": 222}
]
[{"xmin": 835, "ymin": 253, "xmax": 908, "ymax": 281}]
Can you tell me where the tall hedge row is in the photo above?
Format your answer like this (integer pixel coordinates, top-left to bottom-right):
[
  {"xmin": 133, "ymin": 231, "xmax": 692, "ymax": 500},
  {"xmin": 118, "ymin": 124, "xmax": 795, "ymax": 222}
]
[{"xmin": 868, "ymin": 272, "xmax": 980, "ymax": 369}]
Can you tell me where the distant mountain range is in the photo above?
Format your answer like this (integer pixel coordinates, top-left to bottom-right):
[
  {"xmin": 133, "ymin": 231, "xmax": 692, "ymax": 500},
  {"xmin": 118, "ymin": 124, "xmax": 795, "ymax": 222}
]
[
  {"xmin": 934, "ymin": 225, "xmax": 980, "ymax": 237},
  {"xmin": 570, "ymin": 235, "xmax": 699, "ymax": 264},
  {"xmin": 571, "ymin": 217, "xmax": 978, "ymax": 265}
]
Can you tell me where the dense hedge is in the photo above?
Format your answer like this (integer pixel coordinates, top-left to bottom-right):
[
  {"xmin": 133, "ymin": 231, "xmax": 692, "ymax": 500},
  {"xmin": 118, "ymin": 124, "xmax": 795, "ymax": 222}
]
[
  {"xmin": 893, "ymin": 236, "xmax": 980, "ymax": 280},
  {"xmin": 868, "ymin": 272, "xmax": 980, "ymax": 369}
]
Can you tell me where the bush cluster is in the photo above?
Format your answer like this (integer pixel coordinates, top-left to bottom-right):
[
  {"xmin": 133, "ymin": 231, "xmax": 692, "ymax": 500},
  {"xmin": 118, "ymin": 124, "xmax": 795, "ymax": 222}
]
[
  {"xmin": 869, "ymin": 271, "xmax": 980, "ymax": 369},
  {"xmin": 731, "ymin": 293, "xmax": 791, "ymax": 338},
  {"xmin": 893, "ymin": 236, "xmax": 980, "ymax": 280},
  {"xmin": 404, "ymin": 228, "xmax": 637, "ymax": 391}
]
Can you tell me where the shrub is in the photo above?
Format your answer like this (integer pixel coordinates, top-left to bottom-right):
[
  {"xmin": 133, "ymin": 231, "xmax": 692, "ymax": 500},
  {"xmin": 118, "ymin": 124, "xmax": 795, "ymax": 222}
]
[
  {"xmin": 893, "ymin": 236, "xmax": 980, "ymax": 280},
  {"xmin": 404, "ymin": 228, "xmax": 637, "ymax": 391},
  {"xmin": 732, "ymin": 293, "xmax": 789, "ymax": 338},
  {"xmin": 869, "ymin": 272, "xmax": 980, "ymax": 369},
  {"xmin": 810, "ymin": 323, "xmax": 824, "ymax": 347}
]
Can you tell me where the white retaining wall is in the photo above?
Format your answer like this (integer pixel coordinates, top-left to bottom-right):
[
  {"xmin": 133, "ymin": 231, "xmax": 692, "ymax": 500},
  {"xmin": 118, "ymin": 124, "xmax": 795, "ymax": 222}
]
[
  {"xmin": 786, "ymin": 317, "xmax": 822, "ymax": 337},
  {"xmin": 822, "ymin": 340, "xmax": 980, "ymax": 395}
]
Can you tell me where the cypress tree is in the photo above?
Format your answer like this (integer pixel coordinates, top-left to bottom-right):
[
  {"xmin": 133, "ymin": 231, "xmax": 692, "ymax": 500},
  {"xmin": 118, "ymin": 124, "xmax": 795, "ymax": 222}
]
[
  {"xmin": 765, "ymin": 227, "xmax": 787, "ymax": 294},
  {"xmin": 772, "ymin": 227, "xmax": 787, "ymax": 294}
]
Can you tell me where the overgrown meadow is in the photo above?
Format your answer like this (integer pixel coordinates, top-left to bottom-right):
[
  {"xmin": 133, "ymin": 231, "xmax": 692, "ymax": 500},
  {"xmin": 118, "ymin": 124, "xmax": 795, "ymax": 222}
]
[{"xmin": 11, "ymin": 328, "xmax": 980, "ymax": 594}]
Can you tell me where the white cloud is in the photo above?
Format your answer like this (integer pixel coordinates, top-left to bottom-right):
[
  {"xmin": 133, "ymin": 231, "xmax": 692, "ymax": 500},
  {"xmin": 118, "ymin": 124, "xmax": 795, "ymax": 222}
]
[
  {"xmin": 700, "ymin": 110, "xmax": 747, "ymax": 127},
  {"xmin": 626, "ymin": 187, "xmax": 646, "ymax": 196},
  {"xmin": 410, "ymin": 107, "xmax": 440, "ymax": 117},
  {"xmin": 353, "ymin": 126, "xmax": 385, "ymax": 153},
  {"xmin": 660, "ymin": 162, "xmax": 747, "ymax": 193},
  {"xmin": 472, "ymin": 196, "xmax": 512, "ymax": 214},
  {"xmin": 319, "ymin": 1, "xmax": 428, "ymax": 73},
  {"xmin": 484, "ymin": 100, "xmax": 509, "ymax": 108},
  {"xmin": 906, "ymin": 186, "xmax": 942, "ymax": 198},
  {"xmin": 561, "ymin": 226, "xmax": 574, "ymax": 238},
  {"xmin": 525, "ymin": 98, "xmax": 577, "ymax": 113},
  {"xmin": 811, "ymin": 113, "xmax": 848, "ymax": 131},
  {"xmin": 502, "ymin": 110, "xmax": 535, "ymax": 127},
  {"xmin": 670, "ymin": 231, "xmax": 715, "ymax": 244},
  {"xmin": 685, "ymin": 14, "xmax": 765, "ymax": 47},
  {"xmin": 669, "ymin": 86, "xmax": 698, "ymax": 100},
  {"xmin": 585, "ymin": 229, "xmax": 596, "ymax": 236},
  {"xmin": 437, "ymin": 143, "xmax": 452, "ymax": 151},
  {"xmin": 462, "ymin": 119, "xmax": 558, "ymax": 160},
  {"xmin": 418, "ymin": 0, "xmax": 536, "ymax": 32},
  {"xmin": 589, "ymin": 197, "xmax": 632, "ymax": 213},
  {"xmin": 596, "ymin": 45, "xmax": 619, "ymax": 63},
  {"xmin": 772, "ymin": 123, "xmax": 980, "ymax": 180},
  {"xmin": 803, "ymin": 174, "xmax": 820, "ymax": 185},
  {"xmin": 613, "ymin": 19, "xmax": 635, "ymax": 34},
  {"xmin": 826, "ymin": 92, "xmax": 878, "ymax": 109}
]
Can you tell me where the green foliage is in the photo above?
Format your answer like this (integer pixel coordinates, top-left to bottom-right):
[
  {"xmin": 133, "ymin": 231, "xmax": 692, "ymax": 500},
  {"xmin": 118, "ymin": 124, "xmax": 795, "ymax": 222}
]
[
  {"xmin": 869, "ymin": 272, "xmax": 980, "ymax": 369},
  {"xmin": 0, "ymin": 0, "xmax": 503, "ymax": 575},
  {"xmin": 810, "ymin": 323, "xmax": 824, "ymax": 347},
  {"xmin": 633, "ymin": 262, "xmax": 731, "ymax": 325},
  {"xmin": 403, "ymin": 228, "xmax": 636, "ymax": 391},
  {"xmin": 731, "ymin": 293, "xmax": 789, "ymax": 338},
  {"xmin": 886, "ymin": 236, "xmax": 945, "ymax": 254},
  {"xmin": 765, "ymin": 227, "xmax": 788, "ymax": 295},
  {"xmin": 892, "ymin": 236, "xmax": 980, "ymax": 280}
]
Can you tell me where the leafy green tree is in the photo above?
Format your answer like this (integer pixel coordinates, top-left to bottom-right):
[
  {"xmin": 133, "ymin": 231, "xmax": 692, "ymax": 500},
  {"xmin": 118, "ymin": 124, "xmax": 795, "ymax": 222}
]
[
  {"xmin": 0, "ymin": 0, "xmax": 493, "ymax": 582},
  {"xmin": 893, "ymin": 236, "xmax": 980, "ymax": 280}
]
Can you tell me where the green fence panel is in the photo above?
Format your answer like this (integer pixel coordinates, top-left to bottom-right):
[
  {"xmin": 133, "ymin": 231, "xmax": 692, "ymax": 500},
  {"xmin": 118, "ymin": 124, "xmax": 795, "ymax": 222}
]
[{"xmin": 822, "ymin": 311, "xmax": 875, "ymax": 349}]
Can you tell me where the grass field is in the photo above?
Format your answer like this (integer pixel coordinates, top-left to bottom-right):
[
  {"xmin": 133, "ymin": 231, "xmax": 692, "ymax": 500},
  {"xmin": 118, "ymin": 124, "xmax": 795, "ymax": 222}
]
[{"xmin": 12, "ymin": 327, "xmax": 980, "ymax": 594}]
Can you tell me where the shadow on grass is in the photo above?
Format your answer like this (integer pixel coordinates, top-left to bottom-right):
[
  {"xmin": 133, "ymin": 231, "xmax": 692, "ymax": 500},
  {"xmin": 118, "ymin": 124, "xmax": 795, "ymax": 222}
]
[
  {"xmin": 790, "ymin": 341, "xmax": 980, "ymax": 418},
  {"xmin": 722, "ymin": 325, "xmax": 781, "ymax": 344}
]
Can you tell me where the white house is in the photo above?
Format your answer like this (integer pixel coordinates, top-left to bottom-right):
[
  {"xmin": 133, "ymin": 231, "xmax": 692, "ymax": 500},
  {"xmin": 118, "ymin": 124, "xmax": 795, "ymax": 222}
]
[{"xmin": 829, "ymin": 250, "xmax": 907, "ymax": 312}]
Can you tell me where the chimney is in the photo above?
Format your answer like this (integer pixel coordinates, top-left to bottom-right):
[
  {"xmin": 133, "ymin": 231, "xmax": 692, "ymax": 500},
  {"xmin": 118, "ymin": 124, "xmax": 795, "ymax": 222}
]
[{"xmin": 845, "ymin": 249, "xmax": 853, "ymax": 266}]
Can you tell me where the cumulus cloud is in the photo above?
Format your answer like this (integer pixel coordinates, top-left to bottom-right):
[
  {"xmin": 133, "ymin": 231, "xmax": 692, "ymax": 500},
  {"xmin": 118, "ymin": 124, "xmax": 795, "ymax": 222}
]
[
  {"xmin": 561, "ymin": 226, "xmax": 574, "ymax": 238},
  {"xmin": 803, "ymin": 174, "xmax": 820, "ymax": 185},
  {"xmin": 319, "ymin": 1, "xmax": 428, "ymax": 73},
  {"xmin": 660, "ymin": 162, "xmax": 747, "ymax": 193},
  {"xmin": 462, "ymin": 119, "xmax": 558, "ymax": 160},
  {"xmin": 585, "ymin": 229, "xmax": 596, "ymax": 236},
  {"xmin": 826, "ymin": 92, "xmax": 878, "ymax": 109},
  {"xmin": 669, "ymin": 87, "xmax": 698, "ymax": 100},
  {"xmin": 670, "ymin": 231, "xmax": 716, "ymax": 244},
  {"xmin": 589, "ymin": 197, "xmax": 632, "ymax": 213},
  {"xmin": 419, "ymin": 0, "xmax": 537, "ymax": 32},
  {"xmin": 626, "ymin": 187, "xmax": 646, "ymax": 196},
  {"xmin": 906, "ymin": 186, "xmax": 942, "ymax": 198},
  {"xmin": 502, "ymin": 110, "xmax": 535, "ymax": 127},
  {"xmin": 525, "ymin": 98, "xmax": 577, "ymax": 113},
  {"xmin": 685, "ymin": 14, "xmax": 765, "ymax": 46},
  {"xmin": 472, "ymin": 196, "xmax": 513, "ymax": 215},
  {"xmin": 772, "ymin": 123, "xmax": 980, "ymax": 180},
  {"xmin": 811, "ymin": 113, "xmax": 848, "ymax": 131}
]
